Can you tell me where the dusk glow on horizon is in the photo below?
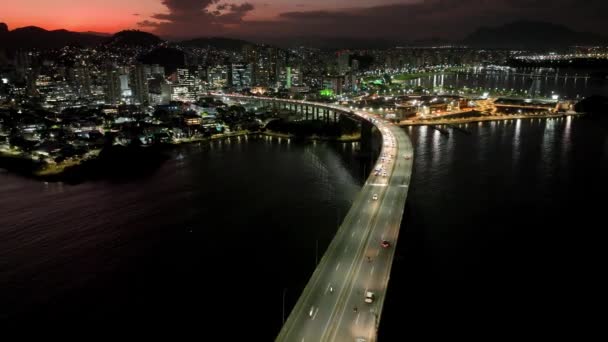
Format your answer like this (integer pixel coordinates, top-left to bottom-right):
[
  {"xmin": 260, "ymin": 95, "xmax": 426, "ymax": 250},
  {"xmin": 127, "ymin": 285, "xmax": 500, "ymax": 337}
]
[{"xmin": 2, "ymin": 0, "xmax": 608, "ymax": 40}]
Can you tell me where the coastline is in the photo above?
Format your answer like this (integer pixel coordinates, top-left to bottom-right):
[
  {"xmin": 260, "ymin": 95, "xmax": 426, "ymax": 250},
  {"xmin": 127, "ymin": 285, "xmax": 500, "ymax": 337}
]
[
  {"xmin": 398, "ymin": 112, "xmax": 584, "ymax": 126},
  {"xmin": 261, "ymin": 130, "xmax": 361, "ymax": 142},
  {"xmin": 0, "ymin": 129, "xmax": 361, "ymax": 182}
]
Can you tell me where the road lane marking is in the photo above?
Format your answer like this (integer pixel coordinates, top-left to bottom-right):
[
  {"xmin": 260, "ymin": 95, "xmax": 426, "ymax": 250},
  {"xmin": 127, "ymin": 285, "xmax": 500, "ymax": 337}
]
[
  {"xmin": 344, "ymin": 246, "xmax": 348, "ymax": 253},
  {"xmin": 316, "ymin": 161, "xmax": 401, "ymax": 341},
  {"xmin": 371, "ymin": 266, "xmax": 375, "ymax": 275},
  {"xmin": 376, "ymin": 249, "xmax": 380, "ymax": 257},
  {"xmin": 312, "ymin": 308, "xmax": 319, "ymax": 320},
  {"xmin": 355, "ymin": 312, "xmax": 361, "ymax": 325},
  {"xmin": 398, "ymin": 184, "xmax": 409, "ymax": 188},
  {"xmin": 352, "ymin": 231, "xmax": 356, "ymax": 237},
  {"xmin": 336, "ymin": 263, "xmax": 341, "ymax": 271},
  {"xmin": 368, "ymin": 183, "xmax": 388, "ymax": 187}
]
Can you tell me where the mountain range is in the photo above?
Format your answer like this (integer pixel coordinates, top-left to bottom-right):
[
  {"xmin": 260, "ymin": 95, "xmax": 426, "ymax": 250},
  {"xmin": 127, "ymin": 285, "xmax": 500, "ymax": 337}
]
[
  {"xmin": 179, "ymin": 37, "xmax": 254, "ymax": 51},
  {"xmin": 462, "ymin": 20, "xmax": 607, "ymax": 49},
  {"xmin": 0, "ymin": 25, "xmax": 107, "ymax": 49},
  {"xmin": 0, "ymin": 20, "xmax": 606, "ymax": 51}
]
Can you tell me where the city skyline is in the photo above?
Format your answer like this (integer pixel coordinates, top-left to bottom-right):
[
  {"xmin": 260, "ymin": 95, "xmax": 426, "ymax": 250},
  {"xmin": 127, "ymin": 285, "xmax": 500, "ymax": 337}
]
[{"xmin": 2, "ymin": 0, "xmax": 608, "ymax": 40}]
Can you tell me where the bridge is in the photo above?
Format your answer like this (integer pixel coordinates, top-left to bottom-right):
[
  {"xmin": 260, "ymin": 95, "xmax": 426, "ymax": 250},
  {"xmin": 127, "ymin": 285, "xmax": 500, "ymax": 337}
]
[{"xmin": 213, "ymin": 94, "xmax": 413, "ymax": 342}]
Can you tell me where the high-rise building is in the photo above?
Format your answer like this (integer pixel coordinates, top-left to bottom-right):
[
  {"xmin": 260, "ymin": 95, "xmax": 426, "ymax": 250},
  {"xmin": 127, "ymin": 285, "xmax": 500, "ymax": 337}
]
[
  {"xmin": 104, "ymin": 65, "xmax": 121, "ymax": 104},
  {"xmin": 177, "ymin": 68, "xmax": 194, "ymax": 85},
  {"xmin": 207, "ymin": 65, "xmax": 229, "ymax": 89},
  {"xmin": 242, "ymin": 45, "xmax": 257, "ymax": 63},
  {"xmin": 280, "ymin": 66, "xmax": 303, "ymax": 89},
  {"xmin": 230, "ymin": 63, "xmax": 253, "ymax": 90},
  {"xmin": 174, "ymin": 68, "xmax": 196, "ymax": 101},
  {"xmin": 323, "ymin": 76, "xmax": 344, "ymax": 95},
  {"xmin": 67, "ymin": 64, "xmax": 91, "ymax": 98},
  {"xmin": 131, "ymin": 64, "xmax": 149, "ymax": 105},
  {"xmin": 150, "ymin": 64, "xmax": 165, "ymax": 77},
  {"xmin": 267, "ymin": 47, "xmax": 280, "ymax": 84},
  {"xmin": 337, "ymin": 52, "xmax": 351, "ymax": 75}
]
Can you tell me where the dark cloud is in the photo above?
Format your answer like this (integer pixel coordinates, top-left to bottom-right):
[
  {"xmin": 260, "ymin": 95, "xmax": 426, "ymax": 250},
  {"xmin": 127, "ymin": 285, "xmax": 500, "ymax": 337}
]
[
  {"xmin": 245, "ymin": 0, "xmax": 608, "ymax": 41},
  {"xmin": 140, "ymin": 0, "xmax": 608, "ymax": 40},
  {"xmin": 139, "ymin": 0, "xmax": 254, "ymax": 37}
]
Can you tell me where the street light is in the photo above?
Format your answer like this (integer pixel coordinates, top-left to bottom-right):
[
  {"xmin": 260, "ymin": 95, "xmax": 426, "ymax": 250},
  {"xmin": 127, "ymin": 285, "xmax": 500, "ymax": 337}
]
[{"xmin": 282, "ymin": 288, "xmax": 287, "ymax": 325}]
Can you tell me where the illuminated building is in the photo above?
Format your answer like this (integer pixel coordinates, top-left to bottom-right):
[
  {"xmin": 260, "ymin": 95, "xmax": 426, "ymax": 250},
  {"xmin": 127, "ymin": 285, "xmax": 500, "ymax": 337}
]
[
  {"xmin": 207, "ymin": 65, "xmax": 229, "ymax": 89},
  {"xmin": 104, "ymin": 65, "xmax": 121, "ymax": 104},
  {"xmin": 230, "ymin": 63, "xmax": 253, "ymax": 90}
]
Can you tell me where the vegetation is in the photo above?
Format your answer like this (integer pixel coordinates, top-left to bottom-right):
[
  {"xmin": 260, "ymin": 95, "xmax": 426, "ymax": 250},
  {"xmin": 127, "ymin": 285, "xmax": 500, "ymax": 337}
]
[{"xmin": 265, "ymin": 115, "xmax": 360, "ymax": 139}]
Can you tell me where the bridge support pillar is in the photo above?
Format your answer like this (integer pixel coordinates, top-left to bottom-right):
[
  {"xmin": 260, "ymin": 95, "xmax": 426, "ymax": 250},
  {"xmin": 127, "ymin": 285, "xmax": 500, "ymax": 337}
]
[{"xmin": 360, "ymin": 120, "xmax": 374, "ymax": 156}]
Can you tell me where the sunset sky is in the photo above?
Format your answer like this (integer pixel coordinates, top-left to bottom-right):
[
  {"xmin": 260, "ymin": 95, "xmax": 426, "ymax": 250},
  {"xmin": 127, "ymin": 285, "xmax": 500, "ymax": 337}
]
[{"xmin": 2, "ymin": 0, "xmax": 607, "ymax": 40}]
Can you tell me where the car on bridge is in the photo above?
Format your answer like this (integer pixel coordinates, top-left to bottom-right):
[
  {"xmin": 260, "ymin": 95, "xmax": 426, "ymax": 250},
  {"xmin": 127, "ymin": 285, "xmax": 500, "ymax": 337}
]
[
  {"xmin": 372, "ymin": 194, "xmax": 378, "ymax": 201},
  {"xmin": 381, "ymin": 240, "xmax": 391, "ymax": 248},
  {"xmin": 365, "ymin": 291, "xmax": 375, "ymax": 303}
]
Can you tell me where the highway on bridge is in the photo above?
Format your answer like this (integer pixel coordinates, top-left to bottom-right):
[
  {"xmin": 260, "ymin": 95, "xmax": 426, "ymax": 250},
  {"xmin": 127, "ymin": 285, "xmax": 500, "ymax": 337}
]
[{"xmin": 214, "ymin": 95, "xmax": 413, "ymax": 342}]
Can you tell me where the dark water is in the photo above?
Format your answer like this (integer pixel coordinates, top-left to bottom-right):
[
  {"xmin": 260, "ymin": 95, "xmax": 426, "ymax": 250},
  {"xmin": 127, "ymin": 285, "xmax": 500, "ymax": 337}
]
[
  {"xmin": 380, "ymin": 116, "xmax": 607, "ymax": 339},
  {"xmin": 2, "ymin": 119, "xmax": 607, "ymax": 338},
  {"xmin": 0, "ymin": 135, "xmax": 366, "ymax": 336}
]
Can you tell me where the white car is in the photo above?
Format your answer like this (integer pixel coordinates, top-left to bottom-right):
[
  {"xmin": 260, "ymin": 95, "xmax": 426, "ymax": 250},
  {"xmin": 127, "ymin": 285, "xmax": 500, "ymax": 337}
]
[
  {"xmin": 372, "ymin": 194, "xmax": 378, "ymax": 201},
  {"xmin": 365, "ymin": 291, "xmax": 375, "ymax": 303}
]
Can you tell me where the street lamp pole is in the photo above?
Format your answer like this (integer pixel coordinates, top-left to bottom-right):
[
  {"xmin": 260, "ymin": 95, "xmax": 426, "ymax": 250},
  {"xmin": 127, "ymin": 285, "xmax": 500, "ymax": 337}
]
[
  {"xmin": 282, "ymin": 288, "xmax": 287, "ymax": 325},
  {"xmin": 315, "ymin": 239, "xmax": 319, "ymax": 266}
]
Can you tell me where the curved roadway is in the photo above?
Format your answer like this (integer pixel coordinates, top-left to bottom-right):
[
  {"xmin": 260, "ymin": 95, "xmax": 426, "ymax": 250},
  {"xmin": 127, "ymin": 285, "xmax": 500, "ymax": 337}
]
[{"xmin": 213, "ymin": 94, "xmax": 413, "ymax": 342}]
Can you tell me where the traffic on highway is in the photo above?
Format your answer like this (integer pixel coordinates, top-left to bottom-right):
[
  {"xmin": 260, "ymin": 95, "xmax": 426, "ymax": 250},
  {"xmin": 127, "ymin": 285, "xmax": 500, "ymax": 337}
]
[{"xmin": 212, "ymin": 94, "xmax": 413, "ymax": 342}]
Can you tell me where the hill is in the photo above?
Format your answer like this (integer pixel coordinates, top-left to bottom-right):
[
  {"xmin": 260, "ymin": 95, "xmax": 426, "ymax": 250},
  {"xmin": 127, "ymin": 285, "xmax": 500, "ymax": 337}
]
[
  {"xmin": 0, "ymin": 23, "xmax": 106, "ymax": 50},
  {"xmin": 138, "ymin": 47, "xmax": 185, "ymax": 74},
  {"xmin": 104, "ymin": 30, "xmax": 162, "ymax": 48},
  {"xmin": 179, "ymin": 37, "xmax": 255, "ymax": 51},
  {"xmin": 463, "ymin": 21, "xmax": 607, "ymax": 49},
  {"xmin": 261, "ymin": 36, "xmax": 399, "ymax": 49}
]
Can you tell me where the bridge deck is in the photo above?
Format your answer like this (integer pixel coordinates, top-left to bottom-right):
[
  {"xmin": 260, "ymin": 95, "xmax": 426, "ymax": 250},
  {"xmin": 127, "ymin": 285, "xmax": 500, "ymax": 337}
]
[{"xmin": 214, "ymin": 95, "xmax": 413, "ymax": 342}]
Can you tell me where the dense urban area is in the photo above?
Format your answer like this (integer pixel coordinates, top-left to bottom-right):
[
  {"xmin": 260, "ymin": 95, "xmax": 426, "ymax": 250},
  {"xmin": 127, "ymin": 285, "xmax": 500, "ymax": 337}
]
[{"xmin": 1, "ymin": 28, "xmax": 607, "ymax": 177}]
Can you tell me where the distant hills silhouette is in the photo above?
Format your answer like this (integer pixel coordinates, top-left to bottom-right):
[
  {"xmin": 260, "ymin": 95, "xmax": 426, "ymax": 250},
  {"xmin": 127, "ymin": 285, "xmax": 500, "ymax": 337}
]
[
  {"xmin": 0, "ymin": 20, "xmax": 606, "ymax": 51},
  {"xmin": 103, "ymin": 30, "xmax": 162, "ymax": 48},
  {"xmin": 0, "ymin": 24, "xmax": 106, "ymax": 49},
  {"xmin": 462, "ymin": 20, "xmax": 607, "ymax": 49}
]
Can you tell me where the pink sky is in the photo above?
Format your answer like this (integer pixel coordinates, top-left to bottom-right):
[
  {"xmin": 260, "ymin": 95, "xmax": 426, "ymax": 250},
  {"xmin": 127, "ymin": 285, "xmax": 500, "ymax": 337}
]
[
  {"xmin": 1, "ymin": 0, "xmax": 407, "ymax": 33},
  {"xmin": 3, "ymin": 0, "xmax": 604, "ymax": 41}
]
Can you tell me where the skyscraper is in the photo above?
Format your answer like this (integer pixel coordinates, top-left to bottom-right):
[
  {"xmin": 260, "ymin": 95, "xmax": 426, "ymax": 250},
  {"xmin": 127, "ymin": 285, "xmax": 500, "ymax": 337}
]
[
  {"xmin": 131, "ymin": 64, "xmax": 149, "ymax": 105},
  {"xmin": 67, "ymin": 64, "xmax": 91, "ymax": 98},
  {"xmin": 337, "ymin": 52, "xmax": 351, "ymax": 75},
  {"xmin": 230, "ymin": 63, "xmax": 253, "ymax": 90},
  {"xmin": 207, "ymin": 65, "xmax": 229, "ymax": 89},
  {"xmin": 104, "ymin": 65, "xmax": 121, "ymax": 104}
]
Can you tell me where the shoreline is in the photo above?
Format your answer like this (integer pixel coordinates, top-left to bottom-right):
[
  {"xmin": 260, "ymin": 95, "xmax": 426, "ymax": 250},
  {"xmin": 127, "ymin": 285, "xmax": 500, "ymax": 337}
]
[
  {"xmin": 398, "ymin": 112, "xmax": 584, "ymax": 126},
  {"xmin": 261, "ymin": 130, "xmax": 361, "ymax": 142},
  {"xmin": 0, "ymin": 129, "xmax": 361, "ymax": 182}
]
